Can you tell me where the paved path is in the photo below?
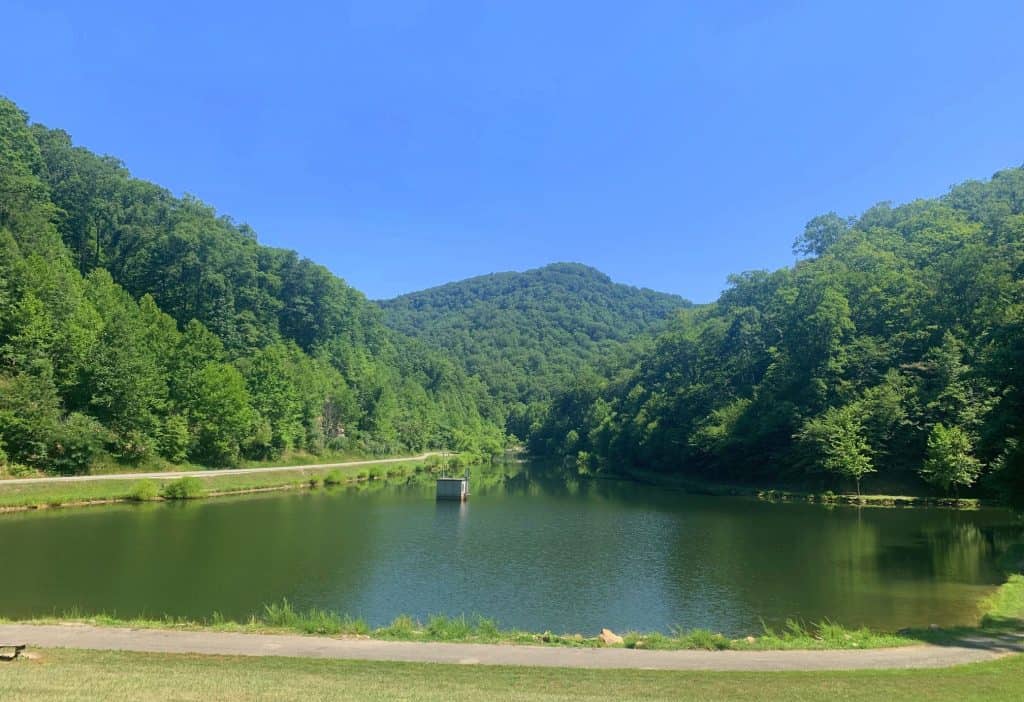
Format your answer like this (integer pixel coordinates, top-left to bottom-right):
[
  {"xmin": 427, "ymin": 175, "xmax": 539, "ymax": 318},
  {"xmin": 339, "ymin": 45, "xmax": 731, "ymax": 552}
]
[
  {"xmin": 2, "ymin": 624, "xmax": 1022, "ymax": 671},
  {"xmin": 0, "ymin": 453, "xmax": 442, "ymax": 485}
]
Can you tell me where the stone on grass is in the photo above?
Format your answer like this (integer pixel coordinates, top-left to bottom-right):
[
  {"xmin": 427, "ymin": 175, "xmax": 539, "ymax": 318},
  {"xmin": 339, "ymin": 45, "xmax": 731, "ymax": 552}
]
[{"xmin": 599, "ymin": 628, "xmax": 624, "ymax": 645}]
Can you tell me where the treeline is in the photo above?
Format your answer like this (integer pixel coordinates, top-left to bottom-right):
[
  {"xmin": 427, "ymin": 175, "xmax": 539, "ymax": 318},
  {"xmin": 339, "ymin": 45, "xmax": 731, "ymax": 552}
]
[
  {"xmin": 528, "ymin": 168, "xmax": 1024, "ymax": 501},
  {"xmin": 0, "ymin": 98, "xmax": 504, "ymax": 474},
  {"xmin": 379, "ymin": 262, "xmax": 689, "ymax": 436}
]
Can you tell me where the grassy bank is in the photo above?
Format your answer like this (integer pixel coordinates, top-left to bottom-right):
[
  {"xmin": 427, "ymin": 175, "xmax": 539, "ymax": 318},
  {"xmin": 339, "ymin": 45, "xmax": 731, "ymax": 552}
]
[
  {"xmin": 617, "ymin": 467, "xmax": 984, "ymax": 509},
  {"xmin": 0, "ymin": 599, "xmax": 990, "ymax": 652},
  {"xmin": 2, "ymin": 647, "xmax": 1023, "ymax": 702},
  {"xmin": 6, "ymin": 563, "xmax": 1021, "ymax": 652},
  {"xmin": 0, "ymin": 457, "xmax": 443, "ymax": 511}
]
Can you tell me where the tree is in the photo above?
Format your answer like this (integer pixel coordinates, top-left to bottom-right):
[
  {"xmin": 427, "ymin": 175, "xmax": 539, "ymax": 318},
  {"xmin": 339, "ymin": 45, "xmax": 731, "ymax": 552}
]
[
  {"xmin": 919, "ymin": 424, "xmax": 982, "ymax": 495},
  {"xmin": 186, "ymin": 363, "xmax": 255, "ymax": 467},
  {"xmin": 798, "ymin": 404, "xmax": 875, "ymax": 496},
  {"xmin": 242, "ymin": 343, "xmax": 304, "ymax": 455},
  {"xmin": 793, "ymin": 212, "xmax": 850, "ymax": 257}
]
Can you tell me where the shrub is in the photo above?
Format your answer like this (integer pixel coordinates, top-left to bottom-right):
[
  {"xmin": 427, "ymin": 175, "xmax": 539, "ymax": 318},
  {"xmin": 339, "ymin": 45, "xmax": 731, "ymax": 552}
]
[
  {"xmin": 159, "ymin": 415, "xmax": 190, "ymax": 463},
  {"xmin": 128, "ymin": 479, "xmax": 160, "ymax": 501},
  {"xmin": 114, "ymin": 429, "xmax": 155, "ymax": 463},
  {"xmin": 50, "ymin": 413, "xmax": 110, "ymax": 474},
  {"xmin": 367, "ymin": 467, "xmax": 382, "ymax": 481},
  {"xmin": 160, "ymin": 477, "xmax": 206, "ymax": 499},
  {"xmin": 323, "ymin": 469, "xmax": 343, "ymax": 486}
]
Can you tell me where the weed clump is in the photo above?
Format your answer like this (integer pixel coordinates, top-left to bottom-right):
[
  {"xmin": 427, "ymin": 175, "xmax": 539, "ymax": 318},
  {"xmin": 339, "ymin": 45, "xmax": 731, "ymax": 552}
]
[
  {"xmin": 160, "ymin": 477, "xmax": 205, "ymax": 500},
  {"xmin": 262, "ymin": 599, "xmax": 368, "ymax": 635},
  {"xmin": 127, "ymin": 480, "xmax": 160, "ymax": 501}
]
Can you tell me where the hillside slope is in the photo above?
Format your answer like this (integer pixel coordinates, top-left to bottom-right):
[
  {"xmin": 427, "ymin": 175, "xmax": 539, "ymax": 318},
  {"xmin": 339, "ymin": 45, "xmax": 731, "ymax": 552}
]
[
  {"xmin": 528, "ymin": 168, "xmax": 1024, "ymax": 501},
  {"xmin": 0, "ymin": 97, "xmax": 504, "ymax": 473},
  {"xmin": 379, "ymin": 263, "xmax": 689, "ymax": 433}
]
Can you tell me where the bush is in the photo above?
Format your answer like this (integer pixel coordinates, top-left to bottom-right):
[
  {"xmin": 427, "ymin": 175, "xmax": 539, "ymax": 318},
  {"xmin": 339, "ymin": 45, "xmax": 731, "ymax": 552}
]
[
  {"xmin": 323, "ymin": 469, "xmax": 343, "ymax": 486},
  {"xmin": 128, "ymin": 479, "xmax": 160, "ymax": 501},
  {"xmin": 161, "ymin": 476, "xmax": 206, "ymax": 499},
  {"xmin": 50, "ymin": 413, "xmax": 110, "ymax": 474},
  {"xmin": 159, "ymin": 415, "xmax": 191, "ymax": 463},
  {"xmin": 114, "ymin": 429, "xmax": 155, "ymax": 463},
  {"xmin": 367, "ymin": 467, "xmax": 382, "ymax": 481}
]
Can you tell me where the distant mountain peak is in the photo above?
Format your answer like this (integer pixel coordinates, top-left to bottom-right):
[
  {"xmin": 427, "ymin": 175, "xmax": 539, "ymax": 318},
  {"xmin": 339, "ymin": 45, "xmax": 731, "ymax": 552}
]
[{"xmin": 377, "ymin": 262, "xmax": 690, "ymax": 411}]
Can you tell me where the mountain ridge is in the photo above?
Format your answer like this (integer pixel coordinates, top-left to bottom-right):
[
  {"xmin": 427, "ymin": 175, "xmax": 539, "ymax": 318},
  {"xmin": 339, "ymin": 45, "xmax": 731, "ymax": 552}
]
[{"xmin": 378, "ymin": 261, "xmax": 691, "ymax": 434}]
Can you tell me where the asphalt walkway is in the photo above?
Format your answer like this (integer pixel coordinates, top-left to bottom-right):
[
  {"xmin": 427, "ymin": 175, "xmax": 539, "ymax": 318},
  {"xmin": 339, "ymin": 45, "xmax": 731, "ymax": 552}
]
[
  {"xmin": 0, "ymin": 454, "xmax": 440, "ymax": 485},
  {"xmin": 2, "ymin": 624, "xmax": 1022, "ymax": 671}
]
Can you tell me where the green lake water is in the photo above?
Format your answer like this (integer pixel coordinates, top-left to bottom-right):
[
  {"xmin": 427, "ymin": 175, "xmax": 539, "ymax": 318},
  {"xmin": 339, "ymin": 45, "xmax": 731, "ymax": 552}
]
[{"xmin": 0, "ymin": 462, "xmax": 1021, "ymax": 636}]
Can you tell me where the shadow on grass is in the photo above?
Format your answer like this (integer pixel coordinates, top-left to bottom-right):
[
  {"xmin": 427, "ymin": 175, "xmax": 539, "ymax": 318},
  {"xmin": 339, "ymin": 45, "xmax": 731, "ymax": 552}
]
[{"xmin": 899, "ymin": 616, "xmax": 1024, "ymax": 653}]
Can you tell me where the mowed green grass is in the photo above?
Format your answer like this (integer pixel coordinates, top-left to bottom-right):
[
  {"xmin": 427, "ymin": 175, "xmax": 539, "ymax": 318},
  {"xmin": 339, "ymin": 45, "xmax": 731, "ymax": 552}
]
[
  {"xmin": 0, "ymin": 459, "xmax": 427, "ymax": 509},
  {"xmin": 1, "ymin": 648, "xmax": 1023, "ymax": 702}
]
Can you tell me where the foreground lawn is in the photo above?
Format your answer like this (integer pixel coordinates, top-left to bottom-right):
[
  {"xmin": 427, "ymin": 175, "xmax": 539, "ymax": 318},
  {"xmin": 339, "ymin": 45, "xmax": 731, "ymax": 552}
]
[{"xmin": 1, "ymin": 648, "xmax": 1023, "ymax": 701}]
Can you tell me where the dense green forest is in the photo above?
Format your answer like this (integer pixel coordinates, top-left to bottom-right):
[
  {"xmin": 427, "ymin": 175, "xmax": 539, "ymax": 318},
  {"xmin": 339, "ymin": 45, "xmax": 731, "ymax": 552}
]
[
  {"xmin": 3, "ymin": 94, "xmax": 1024, "ymax": 503},
  {"xmin": 0, "ymin": 97, "xmax": 505, "ymax": 473},
  {"xmin": 527, "ymin": 169, "xmax": 1024, "ymax": 501},
  {"xmin": 379, "ymin": 263, "xmax": 688, "ymax": 436}
]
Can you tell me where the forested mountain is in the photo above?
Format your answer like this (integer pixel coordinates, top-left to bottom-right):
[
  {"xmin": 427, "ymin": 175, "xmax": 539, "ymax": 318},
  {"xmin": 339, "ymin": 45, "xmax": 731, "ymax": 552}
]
[
  {"xmin": 0, "ymin": 97, "xmax": 504, "ymax": 473},
  {"xmin": 378, "ymin": 263, "xmax": 689, "ymax": 435},
  {"xmin": 4, "ymin": 92, "xmax": 1024, "ymax": 503},
  {"xmin": 527, "ymin": 168, "xmax": 1024, "ymax": 501}
]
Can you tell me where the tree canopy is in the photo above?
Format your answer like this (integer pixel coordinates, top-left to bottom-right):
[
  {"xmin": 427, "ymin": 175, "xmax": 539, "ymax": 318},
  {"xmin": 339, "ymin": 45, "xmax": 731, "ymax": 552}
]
[
  {"xmin": 4, "ymin": 93, "xmax": 1024, "ymax": 505},
  {"xmin": 379, "ymin": 262, "xmax": 689, "ymax": 436},
  {"xmin": 525, "ymin": 167, "xmax": 1024, "ymax": 502},
  {"xmin": 0, "ymin": 97, "xmax": 504, "ymax": 473}
]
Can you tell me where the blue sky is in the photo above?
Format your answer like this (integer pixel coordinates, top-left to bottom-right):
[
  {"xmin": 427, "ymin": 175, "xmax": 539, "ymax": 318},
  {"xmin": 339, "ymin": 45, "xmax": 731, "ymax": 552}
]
[{"xmin": 3, "ymin": 1, "xmax": 1023, "ymax": 302}]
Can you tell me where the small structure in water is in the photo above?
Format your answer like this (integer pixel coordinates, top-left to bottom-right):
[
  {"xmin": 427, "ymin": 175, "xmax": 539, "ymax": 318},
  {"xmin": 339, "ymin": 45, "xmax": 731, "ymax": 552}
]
[{"xmin": 436, "ymin": 470, "xmax": 470, "ymax": 501}]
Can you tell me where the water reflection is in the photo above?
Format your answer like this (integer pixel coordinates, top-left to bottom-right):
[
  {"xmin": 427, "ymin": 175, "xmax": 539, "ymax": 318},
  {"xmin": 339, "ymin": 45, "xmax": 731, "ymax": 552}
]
[{"xmin": 0, "ymin": 460, "xmax": 1020, "ymax": 635}]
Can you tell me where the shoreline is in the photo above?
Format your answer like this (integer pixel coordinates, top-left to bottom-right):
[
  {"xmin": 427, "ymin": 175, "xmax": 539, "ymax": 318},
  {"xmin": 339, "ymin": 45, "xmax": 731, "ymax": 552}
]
[
  {"xmin": 0, "ymin": 454, "xmax": 449, "ymax": 513},
  {"xmin": 2, "ymin": 573, "xmax": 1021, "ymax": 654},
  {"xmin": 605, "ymin": 466, "xmax": 988, "ymax": 509},
  {"xmin": 2, "ymin": 450, "xmax": 1003, "ymax": 513}
]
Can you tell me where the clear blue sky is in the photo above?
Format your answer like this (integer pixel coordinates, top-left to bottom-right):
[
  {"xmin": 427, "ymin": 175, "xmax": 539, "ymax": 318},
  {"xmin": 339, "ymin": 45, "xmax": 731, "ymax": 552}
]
[{"xmin": 3, "ymin": 1, "xmax": 1023, "ymax": 302}]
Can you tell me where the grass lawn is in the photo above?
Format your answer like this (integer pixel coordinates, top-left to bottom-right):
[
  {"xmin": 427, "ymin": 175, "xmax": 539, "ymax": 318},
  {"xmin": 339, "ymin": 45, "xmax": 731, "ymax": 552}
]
[
  {"xmin": 0, "ymin": 458, "xmax": 431, "ymax": 510},
  {"xmin": 1, "ymin": 648, "xmax": 1023, "ymax": 701}
]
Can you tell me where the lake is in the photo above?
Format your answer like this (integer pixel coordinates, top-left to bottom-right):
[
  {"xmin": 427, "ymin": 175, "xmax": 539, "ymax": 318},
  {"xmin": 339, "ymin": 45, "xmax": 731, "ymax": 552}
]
[{"xmin": 0, "ymin": 461, "xmax": 1021, "ymax": 636}]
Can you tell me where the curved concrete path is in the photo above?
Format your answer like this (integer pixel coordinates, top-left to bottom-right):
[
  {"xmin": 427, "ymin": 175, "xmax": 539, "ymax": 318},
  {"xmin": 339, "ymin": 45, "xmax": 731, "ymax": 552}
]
[
  {"xmin": 1, "ymin": 624, "xmax": 1022, "ymax": 671},
  {"xmin": 0, "ymin": 453, "xmax": 442, "ymax": 485}
]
